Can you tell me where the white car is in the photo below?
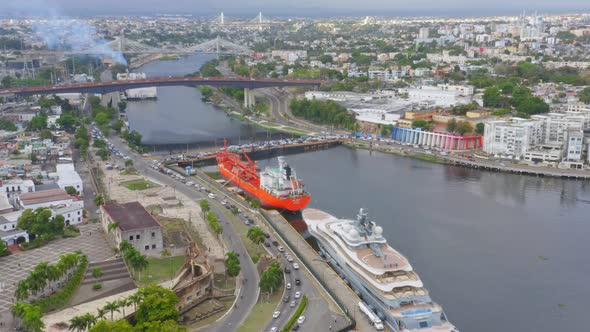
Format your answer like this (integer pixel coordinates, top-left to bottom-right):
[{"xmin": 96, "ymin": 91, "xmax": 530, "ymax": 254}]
[
  {"xmin": 293, "ymin": 263, "xmax": 299, "ymax": 270},
  {"xmin": 208, "ymin": 193, "xmax": 216, "ymax": 199},
  {"xmin": 286, "ymin": 256, "xmax": 294, "ymax": 262},
  {"xmin": 278, "ymin": 246, "xmax": 285, "ymax": 252},
  {"xmin": 297, "ymin": 316, "xmax": 306, "ymax": 324},
  {"xmin": 294, "ymin": 291, "xmax": 301, "ymax": 299},
  {"xmin": 270, "ymin": 327, "xmax": 278, "ymax": 332},
  {"xmin": 272, "ymin": 311, "xmax": 281, "ymax": 319},
  {"xmin": 286, "ymin": 282, "xmax": 291, "ymax": 289}
]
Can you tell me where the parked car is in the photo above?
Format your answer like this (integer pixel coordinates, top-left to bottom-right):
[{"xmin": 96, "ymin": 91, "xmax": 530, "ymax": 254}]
[
  {"xmin": 284, "ymin": 295, "xmax": 290, "ymax": 303},
  {"xmin": 270, "ymin": 327, "xmax": 278, "ymax": 332},
  {"xmin": 272, "ymin": 311, "xmax": 281, "ymax": 319},
  {"xmin": 278, "ymin": 246, "xmax": 285, "ymax": 252},
  {"xmin": 295, "ymin": 291, "xmax": 301, "ymax": 299},
  {"xmin": 286, "ymin": 282, "xmax": 291, "ymax": 289},
  {"xmin": 284, "ymin": 267, "xmax": 291, "ymax": 274},
  {"xmin": 272, "ymin": 240, "xmax": 279, "ymax": 246},
  {"xmin": 208, "ymin": 193, "xmax": 216, "ymax": 199},
  {"xmin": 264, "ymin": 242, "xmax": 271, "ymax": 248},
  {"xmin": 292, "ymin": 263, "xmax": 299, "ymax": 270},
  {"xmin": 297, "ymin": 316, "xmax": 306, "ymax": 324},
  {"xmin": 290, "ymin": 300, "xmax": 297, "ymax": 308}
]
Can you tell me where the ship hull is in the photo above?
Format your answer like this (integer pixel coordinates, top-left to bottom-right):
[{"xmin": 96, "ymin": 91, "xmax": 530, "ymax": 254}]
[{"xmin": 218, "ymin": 163, "xmax": 310, "ymax": 211}]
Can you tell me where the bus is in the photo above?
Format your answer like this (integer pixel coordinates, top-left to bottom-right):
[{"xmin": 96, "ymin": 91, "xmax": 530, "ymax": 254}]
[{"xmin": 358, "ymin": 301, "xmax": 384, "ymax": 330}]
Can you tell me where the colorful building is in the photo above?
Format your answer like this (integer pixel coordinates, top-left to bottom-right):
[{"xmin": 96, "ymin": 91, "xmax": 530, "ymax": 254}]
[{"xmin": 392, "ymin": 127, "xmax": 482, "ymax": 150}]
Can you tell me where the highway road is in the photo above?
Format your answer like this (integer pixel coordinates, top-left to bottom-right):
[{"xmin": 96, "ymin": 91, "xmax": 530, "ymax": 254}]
[
  {"xmin": 104, "ymin": 133, "xmax": 259, "ymax": 332},
  {"xmin": 188, "ymin": 164, "xmax": 346, "ymax": 332}
]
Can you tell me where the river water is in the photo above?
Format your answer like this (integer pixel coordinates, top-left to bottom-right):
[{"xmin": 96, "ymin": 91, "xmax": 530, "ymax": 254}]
[
  {"xmin": 126, "ymin": 55, "xmax": 279, "ymax": 153},
  {"xmin": 127, "ymin": 56, "xmax": 589, "ymax": 332}
]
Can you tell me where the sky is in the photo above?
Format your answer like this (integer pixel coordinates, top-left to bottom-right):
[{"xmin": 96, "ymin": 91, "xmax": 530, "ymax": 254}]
[{"xmin": 2, "ymin": 0, "xmax": 590, "ymax": 17}]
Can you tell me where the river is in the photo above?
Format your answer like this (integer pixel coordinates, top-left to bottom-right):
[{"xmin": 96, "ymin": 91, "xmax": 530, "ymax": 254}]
[
  {"xmin": 127, "ymin": 56, "xmax": 589, "ymax": 332},
  {"xmin": 126, "ymin": 54, "xmax": 280, "ymax": 153}
]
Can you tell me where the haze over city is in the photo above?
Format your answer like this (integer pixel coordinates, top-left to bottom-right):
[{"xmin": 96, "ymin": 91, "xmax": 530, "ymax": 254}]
[
  {"xmin": 2, "ymin": 0, "xmax": 590, "ymax": 16},
  {"xmin": 1, "ymin": 2, "xmax": 590, "ymax": 332}
]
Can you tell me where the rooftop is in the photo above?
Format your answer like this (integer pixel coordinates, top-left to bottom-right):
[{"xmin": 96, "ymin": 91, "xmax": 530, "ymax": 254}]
[
  {"xmin": 102, "ymin": 201, "xmax": 161, "ymax": 232},
  {"xmin": 19, "ymin": 188, "xmax": 71, "ymax": 206}
]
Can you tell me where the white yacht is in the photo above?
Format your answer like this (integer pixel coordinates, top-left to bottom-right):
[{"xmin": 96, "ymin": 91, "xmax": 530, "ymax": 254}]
[{"xmin": 303, "ymin": 208, "xmax": 458, "ymax": 332}]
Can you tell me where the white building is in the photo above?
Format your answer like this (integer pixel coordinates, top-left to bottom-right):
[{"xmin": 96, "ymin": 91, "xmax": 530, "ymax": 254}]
[
  {"xmin": 565, "ymin": 129, "xmax": 584, "ymax": 162},
  {"xmin": 350, "ymin": 109, "xmax": 400, "ymax": 126},
  {"xmin": 483, "ymin": 119, "xmax": 542, "ymax": 158},
  {"xmin": 419, "ymin": 28, "xmax": 430, "ymax": 39},
  {"xmin": 0, "ymin": 215, "xmax": 28, "ymax": 246},
  {"xmin": 567, "ymin": 103, "xmax": 590, "ymax": 113},
  {"xmin": 0, "ymin": 179, "xmax": 35, "ymax": 198},
  {"xmin": 404, "ymin": 86, "xmax": 472, "ymax": 108},
  {"xmin": 56, "ymin": 163, "xmax": 83, "ymax": 194},
  {"xmin": 17, "ymin": 188, "xmax": 84, "ymax": 226}
]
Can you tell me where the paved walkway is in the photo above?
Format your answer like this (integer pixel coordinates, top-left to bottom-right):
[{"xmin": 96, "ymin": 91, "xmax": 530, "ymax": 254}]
[{"xmin": 0, "ymin": 223, "xmax": 113, "ymax": 328}]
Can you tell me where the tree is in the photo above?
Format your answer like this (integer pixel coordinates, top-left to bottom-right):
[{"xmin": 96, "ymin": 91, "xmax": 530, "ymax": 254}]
[
  {"xmin": 199, "ymin": 200, "xmax": 210, "ymax": 213},
  {"xmin": 94, "ymin": 194, "xmax": 105, "ymax": 206},
  {"xmin": 95, "ymin": 112, "xmax": 110, "ymax": 126},
  {"xmin": 129, "ymin": 252, "xmax": 149, "ymax": 281},
  {"xmin": 17, "ymin": 208, "xmax": 65, "ymax": 239},
  {"xmin": 0, "ymin": 240, "xmax": 8, "ymax": 256},
  {"xmin": 247, "ymin": 227, "xmax": 265, "ymax": 253},
  {"xmin": 579, "ymin": 87, "xmax": 590, "ymax": 104},
  {"xmin": 103, "ymin": 301, "xmax": 120, "ymax": 320},
  {"xmin": 69, "ymin": 313, "xmax": 96, "ymax": 332},
  {"xmin": 11, "ymin": 302, "xmax": 44, "ymax": 332},
  {"xmin": 111, "ymin": 119, "xmax": 125, "ymax": 134},
  {"xmin": 127, "ymin": 292, "xmax": 143, "ymax": 313},
  {"xmin": 411, "ymin": 120, "xmax": 432, "ymax": 131},
  {"xmin": 225, "ymin": 251, "xmax": 241, "ymax": 277},
  {"xmin": 139, "ymin": 320, "xmax": 187, "ymax": 332},
  {"xmin": 483, "ymin": 86, "xmax": 503, "ymax": 108},
  {"xmin": 125, "ymin": 159, "xmax": 133, "ymax": 167},
  {"xmin": 39, "ymin": 129, "xmax": 53, "ymax": 140},
  {"xmin": 65, "ymin": 186, "xmax": 78, "ymax": 195},
  {"xmin": 135, "ymin": 285, "xmax": 180, "ymax": 325},
  {"xmin": 2, "ymin": 76, "xmax": 14, "ymax": 88},
  {"xmin": 456, "ymin": 121, "xmax": 473, "ymax": 136},
  {"xmin": 446, "ymin": 118, "xmax": 457, "ymax": 133},
  {"xmin": 259, "ymin": 262, "xmax": 283, "ymax": 294},
  {"xmin": 92, "ymin": 267, "xmax": 103, "ymax": 280},
  {"xmin": 96, "ymin": 148, "xmax": 111, "ymax": 161},
  {"xmin": 27, "ymin": 115, "xmax": 48, "ymax": 131},
  {"xmin": 89, "ymin": 319, "xmax": 134, "ymax": 332},
  {"xmin": 0, "ymin": 118, "xmax": 18, "ymax": 131},
  {"xmin": 93, "ymin": 139, "xmax": 107, "ymax": 149},
  {"xmin": 57, "ymin": 113, "xmax": 77, "ymax": 133},
  {"xmin": 475, "ymin": 122, "xmax": 485, "ymax": 135}
]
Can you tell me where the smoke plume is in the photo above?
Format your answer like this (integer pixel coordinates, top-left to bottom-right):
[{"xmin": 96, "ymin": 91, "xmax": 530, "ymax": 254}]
[{"xmin": 7, "ymin": 0, "xmax": 127, "ymax": 65}]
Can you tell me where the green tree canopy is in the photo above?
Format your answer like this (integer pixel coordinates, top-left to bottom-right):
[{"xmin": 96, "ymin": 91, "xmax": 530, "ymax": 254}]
[{"xmin": 135, "ymin": 285, "xmax": 180, "ymax": 325}]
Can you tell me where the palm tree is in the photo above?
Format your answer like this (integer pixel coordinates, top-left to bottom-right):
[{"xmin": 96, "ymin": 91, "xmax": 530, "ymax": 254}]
[
  {"xmin": 103, "ymin": 301, "xmax": 120, "ymax": 320},
  {"xmin": 13, "ymin": 303, "xmax": 44, "ymax": 332},
  {"xmin": 119, "ymin": 240, "xmax": 133, "ymax": 255},
  {"xmin": 81, "ymin": 313, "xmax": 97, "ymax": 330},
  {"xmin": 117, "ymin": 298, "xmax": 131, "ymax": 317},
  {"xmin": 68, "ymin": 315, "xmax": 86, "ymax": 332},
  {"xmin": 96, "ymin": 308, "xmax": 107, "ymax": 320},
  {"xmin": 130, "ymin": 253, "xmax": 149, "ymax": 282},
  {"xmin": 15, "ymin": 281, "xmax": 29, "ymax": 301},
  {"xmin": 127, "ymin": 292, "xmax": 143, "ymax": 313},
  {"xmin": 94, "ymin": 194, "xmax": 105, "ymax": 206},
  {"xmin": 247, "ymin": 227, "xmax": 266, "ymax": 253},
  {"xmin": 46, "ymin": 265, "xmax": 61, "ymax": 292},
  {"xmin": 107, "ymin": 221, "xmax": 120, "ymax": 234}
]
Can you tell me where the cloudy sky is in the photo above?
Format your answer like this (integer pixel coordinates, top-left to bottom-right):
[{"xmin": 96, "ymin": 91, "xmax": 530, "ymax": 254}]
[{"xmin": 2, "ymin": 0, "xmax": 590, "ymax": 17}]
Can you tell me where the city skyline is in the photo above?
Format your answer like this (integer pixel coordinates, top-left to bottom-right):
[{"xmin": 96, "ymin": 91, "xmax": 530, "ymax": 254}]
[{"xmin": 2, "ymin": 0, "xmax": 590, "ymax": 17}]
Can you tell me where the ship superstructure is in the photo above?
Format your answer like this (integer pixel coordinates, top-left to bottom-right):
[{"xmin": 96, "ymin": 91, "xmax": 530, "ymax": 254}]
[
  {"xmin": 303, "ymin": 208, "xmax": 458, "ymax": 332},
  {"xmin": 216, "ymin": 141, "xmax": 310, "ymax": 211}
]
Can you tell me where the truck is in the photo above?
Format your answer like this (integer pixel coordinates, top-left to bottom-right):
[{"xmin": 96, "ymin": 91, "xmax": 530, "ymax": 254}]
[{"xmin": 358, "ymin": 301, "xmax": 384, "ymax": 331}]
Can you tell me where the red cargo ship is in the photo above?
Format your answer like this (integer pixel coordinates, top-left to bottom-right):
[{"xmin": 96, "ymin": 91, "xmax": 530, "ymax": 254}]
[{"xmin": 216, "ymin": 141, "xmax": 311, "ymax": 211}]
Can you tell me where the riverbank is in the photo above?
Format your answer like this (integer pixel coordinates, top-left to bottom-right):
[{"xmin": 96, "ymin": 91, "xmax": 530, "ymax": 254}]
[{"xmin": 347, "ymin": 140, "xmax": 590, "ymax": 180}]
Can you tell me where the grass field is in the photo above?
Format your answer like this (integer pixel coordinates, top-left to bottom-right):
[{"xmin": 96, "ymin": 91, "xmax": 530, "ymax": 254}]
[
  {"xmin": 121, "ymin": 179, "xmax": 160, "ymax": 191},
  {"xmin": 138, "ymin": 256, "xmax": 185, "ymax": 285},
  {"xmin": 238, "ymin": 290, "xmax": 282, "ymax": 332},
  {"xmin": 204, "ymin": 171, "xmax": 222, "ymax": 180}
]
